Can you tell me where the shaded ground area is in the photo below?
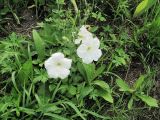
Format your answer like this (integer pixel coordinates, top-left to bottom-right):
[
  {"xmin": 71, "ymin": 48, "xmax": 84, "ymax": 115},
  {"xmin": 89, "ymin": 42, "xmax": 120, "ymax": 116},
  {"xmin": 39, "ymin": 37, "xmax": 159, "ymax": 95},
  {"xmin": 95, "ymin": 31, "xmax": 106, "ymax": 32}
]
[{"xmin": 0, "ymin": 8, "xmax": 37, "ymax": 37}]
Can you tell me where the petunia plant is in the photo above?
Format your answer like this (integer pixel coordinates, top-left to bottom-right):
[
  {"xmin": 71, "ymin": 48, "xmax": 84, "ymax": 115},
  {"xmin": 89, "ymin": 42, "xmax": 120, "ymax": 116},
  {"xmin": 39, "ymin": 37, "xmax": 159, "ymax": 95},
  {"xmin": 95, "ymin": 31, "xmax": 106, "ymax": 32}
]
[{"xmin": 42, "ymin": 25, "xmax": 113, "ymax": 105}]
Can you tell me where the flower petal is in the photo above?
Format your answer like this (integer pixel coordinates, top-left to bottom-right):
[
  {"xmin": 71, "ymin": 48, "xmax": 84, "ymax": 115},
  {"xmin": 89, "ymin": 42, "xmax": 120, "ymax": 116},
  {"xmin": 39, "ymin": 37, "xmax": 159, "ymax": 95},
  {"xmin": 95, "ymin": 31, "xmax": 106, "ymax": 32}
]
[
  {"xmin": 51, "ymin": 52, "xmax": 64, "ymax": 60},
  {"xmin": 47, "ymin": 67, "xmax": 59, "ymax": 78},
  {"xmin": 93, "ymin": 37, "xmax": 100, "ymax": 48},
  {"xmin": 62, "ymin": 58, "xmax": 72, "ymax": 69},
  {"xmin": 59, "ymin": 68, "xmax": 70, "ymax": 79},
  {"xmin": 92, "ymin": 49, "xmax": 102, "ymax": 61},
  {"xmin": 82, "ymin": 57, "xmax": 93, "ymax": 64},
  {"xmin": 77, "ymin": 44, "xmax": 87, "ymax": 58}
]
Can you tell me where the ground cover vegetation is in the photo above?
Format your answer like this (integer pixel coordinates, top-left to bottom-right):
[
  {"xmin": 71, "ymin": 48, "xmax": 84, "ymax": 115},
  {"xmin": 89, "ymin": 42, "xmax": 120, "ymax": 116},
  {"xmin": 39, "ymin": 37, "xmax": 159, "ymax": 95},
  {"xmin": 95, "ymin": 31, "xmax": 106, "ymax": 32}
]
[{"xmin": 0, "ymin": 0, "xmax": 160, "ymax": 119}]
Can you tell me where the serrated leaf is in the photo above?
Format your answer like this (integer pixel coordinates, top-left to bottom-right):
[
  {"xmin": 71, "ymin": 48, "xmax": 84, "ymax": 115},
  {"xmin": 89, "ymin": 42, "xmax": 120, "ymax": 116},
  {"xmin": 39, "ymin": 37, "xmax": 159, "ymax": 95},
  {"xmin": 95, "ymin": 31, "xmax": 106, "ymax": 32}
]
[
  {"xmin": 136, "ymin": 94, "xmax": 158, "ymax": 107},
  {"xmin": 68, "ymin": 85, "xmax": 77, "ymax": 95},
  {"xmin": 93, "ymin": 65, "xmax": 106, "ymax": 80},
  {"xmin": 133, "ymin": 0, "xmax": 157, "ymax": 17},
  {"xmin": 79, "ymin": 86, "xmax": 94, "ymax": 99},
  {"xmin": 133, "ymin": 75, "xmax": 145, "ymax": 90},
  {"xmin": 32, "ymin": 30, "xmax": 45, "ymax": 61},
  {"xmin": 116, "ymin": 79, "xmax": 133, "ymax": 92},
  {"xmin": 97, "ymin": 89, "xmax": 113, "ymax": 103},
  {"xmin": 93, "ymin": 80, "xmax": 110, "ymax": 93}
]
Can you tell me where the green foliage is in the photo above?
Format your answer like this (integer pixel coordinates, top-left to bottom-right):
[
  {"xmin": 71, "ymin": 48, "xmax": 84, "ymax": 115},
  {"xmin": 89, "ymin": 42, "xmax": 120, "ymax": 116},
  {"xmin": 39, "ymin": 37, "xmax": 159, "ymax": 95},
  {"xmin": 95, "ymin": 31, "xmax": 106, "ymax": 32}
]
[
  {"xmin": 133, "ymin": 0, "xmax": 157, "ymax": 17},
  {"xmin": 0, "ymin": 0, "xmax": 159, "ymax": 119},
  {"xmin": 32, "ymin": 30, "xmax": 45, "ymax": 61},
  {"xmin": 116, "ymin": 75, "xmax": 158, "ymax": 109}
]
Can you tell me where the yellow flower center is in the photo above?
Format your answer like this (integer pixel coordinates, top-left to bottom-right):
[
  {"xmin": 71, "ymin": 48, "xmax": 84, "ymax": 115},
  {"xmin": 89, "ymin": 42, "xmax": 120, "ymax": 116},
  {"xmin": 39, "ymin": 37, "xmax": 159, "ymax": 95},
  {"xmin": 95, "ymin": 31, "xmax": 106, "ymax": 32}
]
[
  {"xmin": 56, "ymin": 62, "xmax": 62, "ymax": 66},
  {"xmin": 87, "ymin": 46, "xmax": 92, "ymax": 51}
]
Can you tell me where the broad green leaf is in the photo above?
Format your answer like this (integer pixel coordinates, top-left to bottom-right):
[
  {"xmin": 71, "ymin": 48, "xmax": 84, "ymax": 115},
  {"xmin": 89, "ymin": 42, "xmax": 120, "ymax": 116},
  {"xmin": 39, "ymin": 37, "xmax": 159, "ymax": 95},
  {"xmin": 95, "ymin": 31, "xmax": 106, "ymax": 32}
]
[
  {"xmin": 63, "ymin": 101, "xmax": 86, "ymax": 120},
  {"xmin": 93, "ymin": 65, "xmax": 106, "ymax": 80},
  {"xmin": 83, "ymin": 63, "xmax": 95, "ymax": 82},
  {"xmin": 18, "ymin": 60, "xmax": 33, "ymax": 84},
  {"xmin": 0, "ymin": 103, "xmax": 10, "ymax": 112},
  {"xmin": 97, "ymin": 89, "xmax": 113, "ymax": 103},
  {"xmin": 133, "ymin": 0, "xmax": 157, "ymax": 17},
  {"xmin": 19, "ymin": 107, "xmax": 35, "ymax": 115},
  {"xmin": 93, "ymin": 80, "xmax": 110, "ymax": 93},
  {"xmin": 79, "ymin": 86, "xmax": 94, "ymax": 99},
  {"xmin": 128, "ymin": 97, "xmax": 134, "ymax": 110},
  {"xmin": 133, "ymin": 75, "xmax": 145, "ymax": 90},
  {"xmin": 116, "ymin": 79, "xmax": 134, "ymax": 92},
  {"xmin": 136, "ymin": 94, "xmax": 158, "ymax": 107},
  {"xmin": 44, "ymin": 113, "xmax": 70, "ymax": 120},
  {"xmin": 77, "ymin": 62, "xmax": 87, "ymax": 80},
  {"xmin": 32, "ymin": 29, "xmax": 45, "ymax": 61}
]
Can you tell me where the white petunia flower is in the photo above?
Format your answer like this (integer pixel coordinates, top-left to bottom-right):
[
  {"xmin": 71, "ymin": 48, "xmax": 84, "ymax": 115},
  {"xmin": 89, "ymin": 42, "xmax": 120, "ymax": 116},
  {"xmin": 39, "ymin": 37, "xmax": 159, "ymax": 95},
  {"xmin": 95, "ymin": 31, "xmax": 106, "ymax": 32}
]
[
  {"xmin": 75, "ymin": 25, "xmax": 93, "ymax": 44},
  {"xmin": 77, "ymin": 37, "xmax": 102, "ymax": 64},
  {"xmin": 44, "ymin": 52, "xmax": 72, "ymax": 79}
]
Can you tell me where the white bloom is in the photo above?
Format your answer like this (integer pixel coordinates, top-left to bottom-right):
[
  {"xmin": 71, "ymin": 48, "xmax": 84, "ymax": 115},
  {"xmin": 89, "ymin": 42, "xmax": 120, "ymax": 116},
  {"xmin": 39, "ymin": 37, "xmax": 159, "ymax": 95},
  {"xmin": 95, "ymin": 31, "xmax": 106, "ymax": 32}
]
[
  {"xmin": 75, "ymin": 25, "xmax": 93, "ymax": 44},
  {"xmin": 77, "ymin": 37, "xmax": 102, "ymax": 64},
  {"xmin": 44, "ymin": 52, "xmax": 72, "ymax": 79}
]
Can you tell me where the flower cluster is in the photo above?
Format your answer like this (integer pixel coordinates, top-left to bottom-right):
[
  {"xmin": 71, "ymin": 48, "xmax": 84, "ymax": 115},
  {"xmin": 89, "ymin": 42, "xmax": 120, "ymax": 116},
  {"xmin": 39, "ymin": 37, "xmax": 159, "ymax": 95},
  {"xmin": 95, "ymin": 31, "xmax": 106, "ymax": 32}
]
[
  {"xmin": 76, "ymin": 25, "xmax": 102, "ymax": 64},
  {"xmin": 44, "ymin": 25, "xmax": 102, "ymax": 79}
]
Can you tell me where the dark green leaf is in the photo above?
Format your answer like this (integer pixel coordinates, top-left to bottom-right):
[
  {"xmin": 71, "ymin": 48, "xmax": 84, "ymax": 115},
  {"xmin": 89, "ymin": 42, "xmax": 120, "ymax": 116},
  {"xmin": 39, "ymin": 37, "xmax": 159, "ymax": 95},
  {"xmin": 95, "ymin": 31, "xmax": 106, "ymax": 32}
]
[
  {"xmin": 32, "ymin": 30, "xmax": 45, "ymax": 61},
  {"xmin": 93, "ymin": 80, "xmax": 110, "ymax": 92}
]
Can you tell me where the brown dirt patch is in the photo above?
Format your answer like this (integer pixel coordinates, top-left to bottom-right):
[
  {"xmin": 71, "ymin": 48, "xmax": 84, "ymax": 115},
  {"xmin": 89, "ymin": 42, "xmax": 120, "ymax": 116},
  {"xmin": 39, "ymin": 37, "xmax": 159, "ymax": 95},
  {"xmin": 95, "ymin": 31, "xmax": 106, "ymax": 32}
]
[{"xmin": 1, "ymin": 8, "xmax": 37, "ymax": 37}]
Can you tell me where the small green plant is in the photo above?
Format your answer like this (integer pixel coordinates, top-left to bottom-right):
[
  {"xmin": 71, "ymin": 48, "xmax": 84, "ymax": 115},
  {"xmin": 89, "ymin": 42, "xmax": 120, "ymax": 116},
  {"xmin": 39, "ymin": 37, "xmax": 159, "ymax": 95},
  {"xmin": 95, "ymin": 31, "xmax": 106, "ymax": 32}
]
[{"xmin": 116, "ymin": 75, "xmax": 158, "ymax": 109}]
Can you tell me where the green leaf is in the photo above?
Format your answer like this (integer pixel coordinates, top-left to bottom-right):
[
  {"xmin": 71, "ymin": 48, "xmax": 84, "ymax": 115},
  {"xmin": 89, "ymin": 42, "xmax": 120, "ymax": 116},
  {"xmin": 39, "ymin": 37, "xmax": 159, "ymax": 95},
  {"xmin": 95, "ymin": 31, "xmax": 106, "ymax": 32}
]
[
  {"xmin": 116, "ymin": 79, "xmax": 134, "ymax": 92},
  {"xmin": 19, "ymin": 107, "xmax": 35, "ymax": 115},
  {"xmin": 32, "ymin": 29, "xmax": 45, "ymax": 61},
  {"xmin": 97, "ymin": 89, "xmax": 113, "ymax": 103},
  {"xmin": 128, "ymin": 97, "xmax": 134, "ymax": 110},
  {"xmin": 18, "ymin": 60, "xmax": 33, "ymax": 84},
  {"xmin": 56, "ymin": 0, "xmax": 65, "ymax": 4},
  {"xmin": 38, "ymin": 104, "xmax": 62, "ymax": 114},
  {"xmin": 44, "ymin": 113, "xmax": 69, "ymax": 120},
  {"xmin": 63, "ymin": 101, "xmax": 86, "ymax": 120},
  {"xmin": 93, "ymin": 80, "xmax": 110, "ymax": 92},
  {"xmin": 93, "ymin": 65, "xmax": 106, "ymax": 80},
  {"xmin": 136, "ymin": 94, "xmax": 158, "ymax": 107},
  {"xmin": 0, "ymin": 103, "xmax": 11, "ymax": 112},
  {"xmin": 68, "ymin": 85, "xmax": 77, "ymax": 96},
  {"xmin": 82, "ymin": 109, "xmax": 111, "ymax": 119},
  {"xmin": 77, "ymin": 62, "xmax": 87, "ymax": 80},
  {"xmin": 79, "ymin": 86, "xmax": 94, "ymax": 99},
  {"xmin": 133, "ymin": 75, "xmax": 145, "ymax": 90},
  {"xmin": 83, "ymin": 63, "xmax": 95, "ymax": 82},
  {"xmin": 133, "ymin": 0, "xmax": 157, "ymax": 17}
]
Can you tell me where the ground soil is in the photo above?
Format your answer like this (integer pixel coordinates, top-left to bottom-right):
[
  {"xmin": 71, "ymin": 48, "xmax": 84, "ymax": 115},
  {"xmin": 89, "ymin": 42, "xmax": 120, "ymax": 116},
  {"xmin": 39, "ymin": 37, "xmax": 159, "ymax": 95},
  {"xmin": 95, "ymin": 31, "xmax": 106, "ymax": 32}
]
[{"xmin": 0, "ymin": 8, "xmax": 37, "ymax": 38}]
